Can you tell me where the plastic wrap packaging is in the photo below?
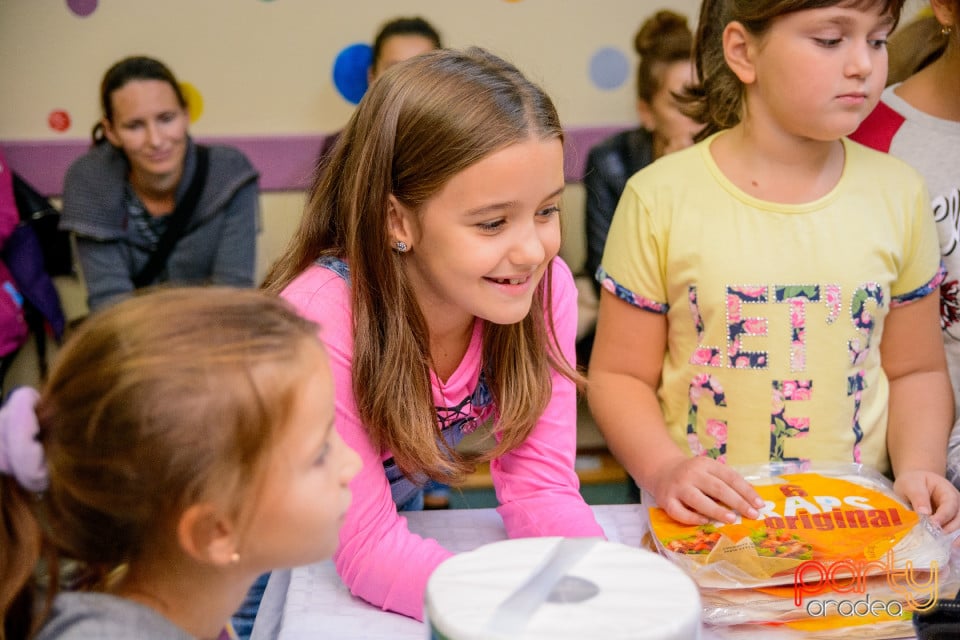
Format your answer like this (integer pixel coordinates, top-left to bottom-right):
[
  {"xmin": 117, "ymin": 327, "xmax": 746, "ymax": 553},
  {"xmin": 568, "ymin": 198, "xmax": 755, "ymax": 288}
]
[{"xmin": 644, "ymin": 462, "xmax": 958, "ymax": 639}]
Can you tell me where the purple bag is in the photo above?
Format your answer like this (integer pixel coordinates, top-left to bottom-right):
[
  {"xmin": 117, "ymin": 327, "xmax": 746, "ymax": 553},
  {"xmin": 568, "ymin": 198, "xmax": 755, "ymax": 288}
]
[
  {"xmin": 0, "ymin": 260, "xmax": 28, "ymax": 358},
  {"xmin": 1, "ymin": 221, "xmax": 66, "ymax": 341}
]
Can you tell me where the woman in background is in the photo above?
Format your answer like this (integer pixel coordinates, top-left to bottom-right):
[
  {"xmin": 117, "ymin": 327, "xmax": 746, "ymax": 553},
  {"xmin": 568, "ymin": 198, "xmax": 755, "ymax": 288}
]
[
  {"xmin": 578, "ymin": 9, "xmax": 703, "ymax": 366},
  {"xmin": 316, "ymin": 16, "xmax": 443, "ymax": 170},
  {"xmin": 61, "ymin": 56, "xmax": 259, "ymax": 313}
]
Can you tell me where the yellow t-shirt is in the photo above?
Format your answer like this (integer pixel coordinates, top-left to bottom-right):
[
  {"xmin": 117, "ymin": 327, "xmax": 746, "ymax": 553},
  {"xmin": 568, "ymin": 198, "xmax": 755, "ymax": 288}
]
[{"xmin": 599, "ymin": 133, "xmax": 942, "ymax": 473}]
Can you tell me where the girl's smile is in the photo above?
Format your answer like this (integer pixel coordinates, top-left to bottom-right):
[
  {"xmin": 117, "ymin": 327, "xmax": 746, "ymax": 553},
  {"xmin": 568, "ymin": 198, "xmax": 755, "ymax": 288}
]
[{"xmin": 484, "ymin": 273, "xmax": 535, "ymax": 294}]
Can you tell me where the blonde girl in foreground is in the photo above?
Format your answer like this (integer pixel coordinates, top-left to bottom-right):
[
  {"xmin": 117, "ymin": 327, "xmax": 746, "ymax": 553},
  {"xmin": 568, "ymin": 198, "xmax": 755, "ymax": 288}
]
[{"xmin": 0, "ymin": 288, "xmax": 359, "ymax": 639}]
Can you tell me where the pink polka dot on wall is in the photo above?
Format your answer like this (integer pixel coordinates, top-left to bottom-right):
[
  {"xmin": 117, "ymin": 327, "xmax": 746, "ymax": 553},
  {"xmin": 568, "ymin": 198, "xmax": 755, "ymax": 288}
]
[
  {"xmin": 48, "ymin": 110, "xmax": 71, "ymax": 133},
  {"xmin": 66, "ymin": 0, "xmax": 98, "ymax": 17}
]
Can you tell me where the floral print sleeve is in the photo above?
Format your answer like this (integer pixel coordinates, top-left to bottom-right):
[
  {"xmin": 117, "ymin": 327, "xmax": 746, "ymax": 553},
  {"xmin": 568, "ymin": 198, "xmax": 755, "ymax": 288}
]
[
  {"xmin": 890, "ymin": 262, "xmax": 946, "ymax": 308},
  {"xmin": 596, "ymin": 266, "xmax": 668, "ymax": 314}
]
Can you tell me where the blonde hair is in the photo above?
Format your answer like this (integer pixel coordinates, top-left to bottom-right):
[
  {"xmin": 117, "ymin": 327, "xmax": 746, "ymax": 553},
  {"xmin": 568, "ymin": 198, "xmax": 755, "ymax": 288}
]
[
  {"xmin": 263, "ymin": 47, "xmax": 579, "ymax": 484},
  {"xmin": 1, "ymin": 287, "xmax": 320, "ymax": 639}
]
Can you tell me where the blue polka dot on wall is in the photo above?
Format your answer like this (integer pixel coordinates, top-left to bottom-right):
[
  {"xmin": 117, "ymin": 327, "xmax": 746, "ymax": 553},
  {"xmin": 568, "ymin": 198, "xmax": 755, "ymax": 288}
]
[
  {"xmin": 589, "ymin": 47, "xmax": 629, "ymax": 91},
  {"xmin": 333, "ymin": 44, "xmax": 373, "ymax": 105}
]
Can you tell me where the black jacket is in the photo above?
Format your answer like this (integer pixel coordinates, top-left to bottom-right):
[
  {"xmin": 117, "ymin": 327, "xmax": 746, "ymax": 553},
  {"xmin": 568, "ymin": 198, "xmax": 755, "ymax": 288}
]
[{"xmin": 582, "ymin": 128, "xmax": 654, "ymax": 294}]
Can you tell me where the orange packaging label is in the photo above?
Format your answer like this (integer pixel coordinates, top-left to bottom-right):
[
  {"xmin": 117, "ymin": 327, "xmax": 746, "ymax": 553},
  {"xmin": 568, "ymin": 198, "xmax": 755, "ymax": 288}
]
[{"xmin": 648, "ymin": 473, "xmax": 918, "ymax": 581}]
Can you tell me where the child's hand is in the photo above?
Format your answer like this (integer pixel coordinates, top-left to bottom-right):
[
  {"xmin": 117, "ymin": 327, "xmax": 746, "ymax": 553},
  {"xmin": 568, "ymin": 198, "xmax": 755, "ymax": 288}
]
[
  {"xmin": 893, "ymin": 470, "xmax": 960, "ymax": 535},
  {"xmin": 651, "ymin": 456, "xmax": 764, "ymax": 525}
]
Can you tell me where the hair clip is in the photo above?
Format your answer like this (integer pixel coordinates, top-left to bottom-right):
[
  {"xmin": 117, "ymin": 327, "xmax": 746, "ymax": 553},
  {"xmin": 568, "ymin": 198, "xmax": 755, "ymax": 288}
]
[{"xmin": 0, "ymin": 387, "xmax": 48, "ymax": 493}]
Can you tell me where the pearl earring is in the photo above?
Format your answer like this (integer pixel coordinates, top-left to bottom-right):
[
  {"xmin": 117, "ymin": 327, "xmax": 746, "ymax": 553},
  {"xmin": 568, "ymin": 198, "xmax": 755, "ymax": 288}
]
[
  {"xmin": 395, "ymin": 241, "xmax": 408, "ymax": 253},
  {"xmin": 230, "ymin": 552, "xmax": 240, "ymax": 564}
]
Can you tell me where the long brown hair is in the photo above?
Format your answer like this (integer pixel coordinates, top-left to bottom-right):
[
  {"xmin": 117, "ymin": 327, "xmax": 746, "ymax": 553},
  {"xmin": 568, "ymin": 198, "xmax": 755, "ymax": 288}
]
[
  {"xmin": 263, "ymin": 47, "xmax": 579, "ymax": 484},
  {"xmin": 685, "ymin": 0, "xmax": 906, "ymax": 139},
  {"xmin": 1, "ymin": 288, "xmax": 320, "ymax": 639}
]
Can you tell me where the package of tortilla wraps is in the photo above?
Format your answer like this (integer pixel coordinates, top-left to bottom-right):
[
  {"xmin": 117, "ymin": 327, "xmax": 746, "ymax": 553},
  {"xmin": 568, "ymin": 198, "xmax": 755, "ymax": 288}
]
[
  {"xmin": 646, "ymin": 463, "xmax": 952, "ymax": 589},
  {"xmin": 700, "ymin": 562, "xmax": 958, "ymax": 626},
  {"xmin": 705, "ymin": 579, "xmax": 960, "ymax": 640}
]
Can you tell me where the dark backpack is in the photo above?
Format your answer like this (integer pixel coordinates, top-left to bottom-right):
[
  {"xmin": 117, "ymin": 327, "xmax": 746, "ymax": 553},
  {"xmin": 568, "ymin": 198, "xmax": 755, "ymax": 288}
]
[{"xmin": 11, "ymin": 172, "xmax": 73, "ymax": 277}]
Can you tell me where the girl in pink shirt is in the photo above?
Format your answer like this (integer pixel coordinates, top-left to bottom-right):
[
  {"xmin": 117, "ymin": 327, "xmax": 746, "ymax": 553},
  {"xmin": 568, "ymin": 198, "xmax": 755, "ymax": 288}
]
[{"xmin": 264, "ymin": 47, "xmax": 604, "ymax": 619}]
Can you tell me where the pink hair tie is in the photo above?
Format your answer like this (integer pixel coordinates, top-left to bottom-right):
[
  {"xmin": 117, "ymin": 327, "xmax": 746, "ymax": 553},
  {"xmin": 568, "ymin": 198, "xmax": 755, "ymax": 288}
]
[{"xmin": 0, "ymin": 387, "xmax": 48, "ymax": 492}]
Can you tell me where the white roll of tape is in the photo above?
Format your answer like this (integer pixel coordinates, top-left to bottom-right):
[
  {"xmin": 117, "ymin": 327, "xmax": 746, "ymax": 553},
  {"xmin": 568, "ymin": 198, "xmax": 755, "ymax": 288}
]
[{"xmin": 425, "ymin": 537, "xmax": 701, "ymax": 640}]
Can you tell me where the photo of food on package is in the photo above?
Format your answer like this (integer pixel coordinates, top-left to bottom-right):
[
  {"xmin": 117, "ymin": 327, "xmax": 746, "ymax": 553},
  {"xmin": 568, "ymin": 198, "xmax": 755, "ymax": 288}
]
[{"xmin": 646, "ymin": 464, "xmax": 953, "ymax": 589}]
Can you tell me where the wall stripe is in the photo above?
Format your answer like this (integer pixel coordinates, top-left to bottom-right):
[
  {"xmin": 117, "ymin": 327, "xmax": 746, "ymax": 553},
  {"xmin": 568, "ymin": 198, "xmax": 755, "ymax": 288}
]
[{"xmin": 2, "ymin": 125, "xmax": 628, "ymax": 196}]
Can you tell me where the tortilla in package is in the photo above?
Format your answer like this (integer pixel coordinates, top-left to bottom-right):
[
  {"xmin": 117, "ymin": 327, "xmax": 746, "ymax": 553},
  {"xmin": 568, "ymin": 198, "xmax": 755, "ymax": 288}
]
[
  {"xmin": 699, "ymin": 561, "xmax": 960, "ymax": 639},
  {"xmin": 647, "ymin": 463, "xmax": 952, "ymax": 589},
  {"xmin": 701, "ymin": 567, "xmax": 959, "ymax": 626},
  {"xmin": 646, "ymin": 463, "xmax": 957, "ymax": 639}
]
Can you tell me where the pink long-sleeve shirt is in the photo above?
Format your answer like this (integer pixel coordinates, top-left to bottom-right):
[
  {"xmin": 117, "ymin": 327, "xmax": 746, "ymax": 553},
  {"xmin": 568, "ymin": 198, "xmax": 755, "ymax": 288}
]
[{"xmin": 280, "ymin": 256, "xmax": 604, "ymax": 620}]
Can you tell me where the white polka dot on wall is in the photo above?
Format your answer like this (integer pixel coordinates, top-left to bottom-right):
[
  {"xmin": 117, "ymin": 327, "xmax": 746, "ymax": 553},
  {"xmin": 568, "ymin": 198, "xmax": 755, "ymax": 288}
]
[
  {"xmin": 48, "ymin": 110, "xmax": 71, "ymax": 133},
  {"xmin": 179, "ymin": 82, "xmax": 204, "ymax": 123},
  {"xmin": 65, "ymin": 0, "xmax": 98, "ymax": 17},
  {"xmin": 589, "ymin": 47, "xmax": 629, "ymax": 91}
]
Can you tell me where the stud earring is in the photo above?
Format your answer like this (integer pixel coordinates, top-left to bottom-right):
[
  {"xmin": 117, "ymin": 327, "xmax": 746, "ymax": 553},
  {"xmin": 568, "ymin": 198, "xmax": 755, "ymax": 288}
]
[
  {"xmin": 943, "ymin": 24, "xmax": 953, "ymax": 36},
  {"xmin": 230, "ymin": 552, "xmax": 240, "ymax": 564},
  {"xmin": 395, "ymin": 241, "xmax": 408, "ymax": 253}
]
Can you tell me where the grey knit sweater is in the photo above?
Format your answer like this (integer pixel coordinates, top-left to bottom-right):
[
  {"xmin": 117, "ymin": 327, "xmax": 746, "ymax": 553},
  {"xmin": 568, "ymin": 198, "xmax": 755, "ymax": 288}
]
[{"xmin": 60, "ymin": 138, "xmax": 260, "ymax": 311}]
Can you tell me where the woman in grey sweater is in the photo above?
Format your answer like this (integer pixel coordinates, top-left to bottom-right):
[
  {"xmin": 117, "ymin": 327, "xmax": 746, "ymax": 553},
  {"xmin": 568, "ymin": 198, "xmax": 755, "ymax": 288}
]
[{"xmin": 61, "ymin": 56, "xmax": 259, "ymax": 313}]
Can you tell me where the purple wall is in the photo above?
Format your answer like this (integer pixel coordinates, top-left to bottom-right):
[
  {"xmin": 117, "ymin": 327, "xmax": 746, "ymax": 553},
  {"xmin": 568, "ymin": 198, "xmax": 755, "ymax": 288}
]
[{"xmin": 1, "ymin": 125, "xmax": 628, "ymax": 196}]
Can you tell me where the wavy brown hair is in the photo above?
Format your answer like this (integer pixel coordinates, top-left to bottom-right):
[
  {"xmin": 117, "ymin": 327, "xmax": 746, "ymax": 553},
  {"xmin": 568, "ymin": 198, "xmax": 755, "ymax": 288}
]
[
  {"xmin": 0, "ymin": 288, "xmax": 320, "ymax": 639},
  {"xmin": 686, "ymin": 0, "xmax": 906, "ymax": 139},
  {"xmin": 263, "ymin": 47, "xmax": 579, "ymax": 484}
]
